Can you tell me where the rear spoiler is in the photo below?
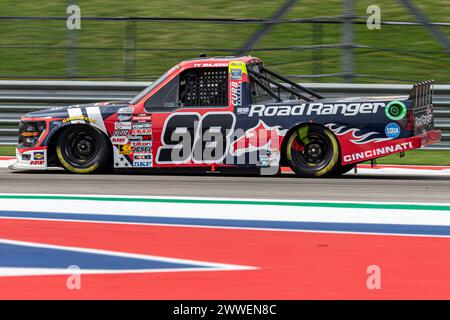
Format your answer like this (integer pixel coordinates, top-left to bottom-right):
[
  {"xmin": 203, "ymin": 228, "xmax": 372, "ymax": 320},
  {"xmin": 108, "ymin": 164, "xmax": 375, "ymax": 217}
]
[{"xmin": 408, "ymin": 80, "xmax": 434, "ymax": 109}]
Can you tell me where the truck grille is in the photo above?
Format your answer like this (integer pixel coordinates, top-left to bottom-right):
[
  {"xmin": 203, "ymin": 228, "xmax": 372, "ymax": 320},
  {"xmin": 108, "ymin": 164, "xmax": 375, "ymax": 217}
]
[{"xmin": 18, "ymin": 121, "xmax": 46, "ymax": 147}]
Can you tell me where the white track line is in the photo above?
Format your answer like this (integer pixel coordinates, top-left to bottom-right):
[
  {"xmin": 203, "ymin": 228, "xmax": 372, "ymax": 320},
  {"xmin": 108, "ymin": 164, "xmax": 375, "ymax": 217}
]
[{"xmin": 0, "ymin": 194, "xmax": 449, "ymax": 227}]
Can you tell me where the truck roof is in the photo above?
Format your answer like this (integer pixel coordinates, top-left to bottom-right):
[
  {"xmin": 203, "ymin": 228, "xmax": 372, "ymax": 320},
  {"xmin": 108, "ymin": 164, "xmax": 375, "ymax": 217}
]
[{"xmin": 179, "ymin": 55, "xmax": 262, "ymax": 68}]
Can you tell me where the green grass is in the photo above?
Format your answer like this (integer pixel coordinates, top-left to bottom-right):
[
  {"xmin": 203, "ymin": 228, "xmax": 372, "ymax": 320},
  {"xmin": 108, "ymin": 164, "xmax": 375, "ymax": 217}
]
[
  {"xmin": 1, "ymin": 144, "xmax": 449, "ymax": 165},
  {"xmin": 0, "ymin": 0, "xmax": 449, "ymax": 83},
  {"xmin": 0, "ymin": 146, "xmax": 15, "ymax": 156}
]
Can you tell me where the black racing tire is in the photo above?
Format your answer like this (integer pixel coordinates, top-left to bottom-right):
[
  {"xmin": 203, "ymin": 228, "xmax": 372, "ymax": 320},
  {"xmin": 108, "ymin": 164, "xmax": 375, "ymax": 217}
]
[
  {"xmin": 285, "ymin": 124, "xmax": 340, "ymax": 178},
  {"xmin": 333, "ymin": 164, "xmax": 355, "ymax": 176},
  {"xmin": 56, "ymin": 125, "xmax": 111, "ymax": 173}
]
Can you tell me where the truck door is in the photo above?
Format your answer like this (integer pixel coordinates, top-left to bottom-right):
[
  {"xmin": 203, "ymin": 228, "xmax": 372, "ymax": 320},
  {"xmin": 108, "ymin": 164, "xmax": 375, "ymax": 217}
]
[{"xmin": 150, "ymin": 66, "xmax": 236, "ymax": 167}]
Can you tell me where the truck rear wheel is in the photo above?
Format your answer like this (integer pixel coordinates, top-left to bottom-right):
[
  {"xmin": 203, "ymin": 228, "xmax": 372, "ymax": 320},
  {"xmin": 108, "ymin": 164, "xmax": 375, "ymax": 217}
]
[
  {"xmin": 56, "ymin": 125, "xmax": 111, "ymax": 173},
  {"xmin": 285, "ymin": 124, "xmax": 340, "ymax": 177}
]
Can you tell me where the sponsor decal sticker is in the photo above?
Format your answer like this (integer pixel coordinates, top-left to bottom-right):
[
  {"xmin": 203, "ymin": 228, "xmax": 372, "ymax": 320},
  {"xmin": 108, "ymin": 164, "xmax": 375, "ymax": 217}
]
[
  {"xmin": 128, "ymin": 135, "xmax": 143, "ymax": 141},
  {"xmin": 385, "ymin": 100, "xmax": 407, "ymax": 121},
  {"xmin": 21, "ymin": 132, "xmax": 40, "ymax": 137},
  {"xmin": 115, "ymin": 122, "xmax": 131, "ymax": 130},
  {"xmin": 131, "ymin": 141, "xmax": 152, "ymax": 147},
  {"xmin": 259, "ymin": 156, "xmax": 271, "ymax": 167},
  {"xmin": 119, "ymin": 144, "xmax": 132, "ymax": 155},
  {"xmin": 415, "ymin": 113, "xmax": 433, "ymax": 127},
  {"xmin": 131, "ymin": 129, "xmax": 152, "ymax": 135},
  {"xmin": 33, "ymin": 151, "xmax": 45, "ymax": 160},
  {"xmin": 193, "ymin": 63, "xmax": 228, "ymax": 68},
  {"xmin": 110, "ymin": 136, "xmax": 128, "ymax": 145},
  {"xmin": 230, "ymin": 82, "xmax": 242, "ymax": 107},
  {"xmin": 62, "ymin": 116, "xmax": 96, "ymax": 123},
  {"xmin": 385, "ymin": 123, "xmax": 401, "ymax": 138},
  {"xmin": 133, "ymin": 146, "xmax": 151, "ymax": 153},
  {"xmin": 113, "ymin": 130, "xmax": 129, "ymax": 136},
  {"xmin": 132, "ymin": 122, "xmax": 151, "ymax": 129},
  {"xmin": 132, "ymin": 115, "xmax": 152, "ymax": 122},
  {"xmin": 343, "ymin": 141, "xmax": 414, "ymax": 163},
  {"xmin": 134, "ymin": 154, "xmax": 152, "ymax": 160},
  {"xmin": 133, "ymin": 160, "xmax": 152, "ymax": 167},
  {"xmin": 230, "ymin": 68, "xmax": 242, "ymax": 80},
  {"xmin": 30, "ymin": 160, "xmax": 45, "ymax": 166},
  {"xmin": 117, "ymin": 114, "xmax": 132, "ymax": 122},
  {"xmin": 248, "ymin": 102, "xmax": 385, "ymax": 117},
  {"xmin": 236, "ymin": 107, "xmax": 250, "ymax": 115},
  {"xmin": 118, "ymin": 107, "xmax": 134, "ymax": 114}
]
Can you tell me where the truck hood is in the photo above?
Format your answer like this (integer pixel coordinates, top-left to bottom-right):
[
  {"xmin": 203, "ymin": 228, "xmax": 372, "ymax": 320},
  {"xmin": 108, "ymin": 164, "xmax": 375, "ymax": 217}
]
[{"xmin": 23, "ymin": 100, "xmax": 130, "ymax": 118}]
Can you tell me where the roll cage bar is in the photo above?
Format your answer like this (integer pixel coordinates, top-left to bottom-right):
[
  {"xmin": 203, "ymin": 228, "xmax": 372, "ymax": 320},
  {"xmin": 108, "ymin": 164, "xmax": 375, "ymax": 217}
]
[{"xmin": 247, "ymin": 66, "xmax": 324, "ymax": 103}]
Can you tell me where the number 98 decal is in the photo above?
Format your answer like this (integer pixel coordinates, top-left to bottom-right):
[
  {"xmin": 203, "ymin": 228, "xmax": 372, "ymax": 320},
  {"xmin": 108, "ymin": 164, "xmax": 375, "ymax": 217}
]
[{"xmin": 156, "ymin": 112, "xmax": 236, "ymax": 165}]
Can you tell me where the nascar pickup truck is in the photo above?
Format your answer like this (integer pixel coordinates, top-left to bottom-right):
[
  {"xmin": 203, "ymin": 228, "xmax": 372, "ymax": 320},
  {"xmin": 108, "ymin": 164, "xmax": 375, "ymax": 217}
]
[{"xmin": 12, "ymin": 55, "xmax": 441, "ymax": 177}]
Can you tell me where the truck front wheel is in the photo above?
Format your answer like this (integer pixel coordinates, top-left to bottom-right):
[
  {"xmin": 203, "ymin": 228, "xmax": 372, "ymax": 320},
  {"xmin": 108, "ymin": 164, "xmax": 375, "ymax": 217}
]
[{"xmin": 56, "ymin": 125, "xmax": 111, "ymax": 173}]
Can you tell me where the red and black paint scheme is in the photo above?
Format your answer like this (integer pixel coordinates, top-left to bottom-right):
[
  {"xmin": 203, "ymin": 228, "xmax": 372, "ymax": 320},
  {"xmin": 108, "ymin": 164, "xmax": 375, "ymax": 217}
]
[{"xmin": 12, "ymin": 56, "xmax": 441, "ymax": 177}]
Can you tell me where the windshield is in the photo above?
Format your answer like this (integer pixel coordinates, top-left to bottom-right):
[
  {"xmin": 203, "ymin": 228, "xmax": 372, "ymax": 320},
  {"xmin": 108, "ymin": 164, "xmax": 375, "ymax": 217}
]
[{"xmin": 130, "ymin": 65, "xmax": 180, "ymax": 104}]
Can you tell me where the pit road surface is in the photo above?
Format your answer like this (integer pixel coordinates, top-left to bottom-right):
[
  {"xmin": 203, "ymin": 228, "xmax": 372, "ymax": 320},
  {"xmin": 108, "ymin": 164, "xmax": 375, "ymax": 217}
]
[{"xmin": 0, "ymin": 168, "xmax": 449, "ymax": 203}]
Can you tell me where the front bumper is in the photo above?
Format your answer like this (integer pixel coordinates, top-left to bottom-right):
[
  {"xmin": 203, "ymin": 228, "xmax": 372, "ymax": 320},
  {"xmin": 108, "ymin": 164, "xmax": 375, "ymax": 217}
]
[{"xmin": 9, "ymin": 147, "xmax": 48, "ymax": 170}]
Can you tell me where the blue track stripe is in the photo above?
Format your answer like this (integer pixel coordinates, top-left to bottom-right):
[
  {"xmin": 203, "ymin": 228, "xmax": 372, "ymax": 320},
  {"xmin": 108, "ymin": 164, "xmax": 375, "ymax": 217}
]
[
  {"xmin": 0, "ymin": 210, "xmax": 449, "ymax": 237},
  {"xmin": 0, "ymin": 243, "xmax": 208, "ymax": 270}
]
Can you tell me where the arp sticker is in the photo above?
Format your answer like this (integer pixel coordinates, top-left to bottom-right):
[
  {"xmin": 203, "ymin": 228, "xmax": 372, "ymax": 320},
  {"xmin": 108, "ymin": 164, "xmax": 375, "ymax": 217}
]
[{"xmin": 30, "ymin": 160, "xmax": 45, "ymax": 166}]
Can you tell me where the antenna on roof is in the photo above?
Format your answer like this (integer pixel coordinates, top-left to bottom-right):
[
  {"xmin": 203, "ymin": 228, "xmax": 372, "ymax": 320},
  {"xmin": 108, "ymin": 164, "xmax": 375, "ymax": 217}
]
[{"xmin": 198, "ymin": 53, "xmax": 207, "ymax": 58}]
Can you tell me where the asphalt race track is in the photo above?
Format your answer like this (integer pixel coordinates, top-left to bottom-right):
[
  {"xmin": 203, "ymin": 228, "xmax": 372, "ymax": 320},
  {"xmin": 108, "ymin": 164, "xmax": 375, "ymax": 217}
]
[{"xmin": 0, "ymin": 168, "xmax": 449, "ymax": 203}]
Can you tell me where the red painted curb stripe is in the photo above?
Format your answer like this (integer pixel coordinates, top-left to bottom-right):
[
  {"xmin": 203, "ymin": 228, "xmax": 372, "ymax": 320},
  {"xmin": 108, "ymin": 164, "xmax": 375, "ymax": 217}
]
[{"xmin": 0, "ymin": 218, "xmax": 450, "ymax": 299}]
